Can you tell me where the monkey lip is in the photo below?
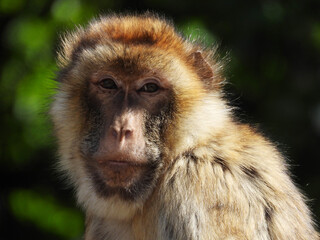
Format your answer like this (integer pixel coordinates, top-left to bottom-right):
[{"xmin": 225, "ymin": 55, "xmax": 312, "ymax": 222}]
[
  {"xmin": 97, "ymin": 159, "xmax": 146, "ymax": 166},
  {"xmin": 94, "ymin": 159, "xmax": 148, "ymax": 188},
  {"xmin": 94, "ymin": 153, "xmax": 148, "ymax": 167},
  {"xmin": 105, "ymin": 160, "xmax": 143, "ymax": 168},
  {"xmin": 107, "ymin": 160, "xmax": 131, "ymax": 166},
  {"xmin": 97, "ymin": 158, "xmax": 147, "ymax": 173}
]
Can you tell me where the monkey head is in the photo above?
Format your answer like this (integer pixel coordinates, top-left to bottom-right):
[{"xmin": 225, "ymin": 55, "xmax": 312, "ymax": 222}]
[{"xmin": 51, "ymin": 14, "xmax": 227, "ymax": 220}]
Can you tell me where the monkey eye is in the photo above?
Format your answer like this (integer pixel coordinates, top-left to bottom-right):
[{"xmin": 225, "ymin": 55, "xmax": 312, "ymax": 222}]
[
  {"xmin": 99, "ymin": 78, "xmax": 118, "ymax": 89},
  {"xmin": 139, "ymin": 82, "xmax": 159, "ymax": 93}
]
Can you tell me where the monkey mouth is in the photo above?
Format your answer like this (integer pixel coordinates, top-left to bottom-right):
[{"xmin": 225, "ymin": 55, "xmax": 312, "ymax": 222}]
[
  {"xmin": 107, "ymin": 160, "xmax": 131, "ymax": 166},
  {"xmin": 103, "ymin": 160, "xmax": 144, "ymax": 168},
  {"xmin": 95, "ymin": 159, "xmax": 148, "ymax": 188},
  {"xmin": 85, "ymin": 155, "xmax": 160, "ymax": 201}
]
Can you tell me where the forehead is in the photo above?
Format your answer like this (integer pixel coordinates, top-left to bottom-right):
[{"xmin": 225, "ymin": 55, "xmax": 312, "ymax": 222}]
[{"xmin": 78, "ymin": 43, "xmax": 185, "ymax": 83}]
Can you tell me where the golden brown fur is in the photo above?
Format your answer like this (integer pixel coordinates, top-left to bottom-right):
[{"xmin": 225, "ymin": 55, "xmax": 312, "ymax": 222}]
[{"xmin": 51, "ymin": 13, "xmax": 319, "ymax": 240}]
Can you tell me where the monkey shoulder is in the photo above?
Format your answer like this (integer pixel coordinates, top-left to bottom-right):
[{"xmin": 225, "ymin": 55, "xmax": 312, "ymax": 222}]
[{"xmin": 154, "ymin": 122, "xmax": 318, "ymax": 240}]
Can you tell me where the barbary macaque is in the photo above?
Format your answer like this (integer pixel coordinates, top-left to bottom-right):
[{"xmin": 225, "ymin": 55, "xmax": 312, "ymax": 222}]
[{"xmin": 50, "ymin": 13, "xmax": 319, "ymax": 239}]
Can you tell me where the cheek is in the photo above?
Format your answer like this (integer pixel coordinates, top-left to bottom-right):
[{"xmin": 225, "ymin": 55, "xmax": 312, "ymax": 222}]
[
  {"xmin": 143, "ymin": 95, "xmax": 172, "ymax": 116},
  {"xmin": 144, "ymin": 101, "xmax": 174, "ymax": 151},
  {"xmin": 80, "ymin": 124, "xmax": 102, "ymax": 156},
  {"xmin": 79, "ymin": 94, "xmax": 112, "ymax": 156}
]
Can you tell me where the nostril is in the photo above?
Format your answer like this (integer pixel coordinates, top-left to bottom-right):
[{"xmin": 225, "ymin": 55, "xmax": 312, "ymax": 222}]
[
  {"xmin": 111, "ymin": 128, "xmax": 118, "ymax": 139},
  {"xmin": 124, "ymin": 129, "xmax": 133, "ymax": 139}
]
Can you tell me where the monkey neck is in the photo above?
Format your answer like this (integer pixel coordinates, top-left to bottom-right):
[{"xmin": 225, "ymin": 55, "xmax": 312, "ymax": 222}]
[{"xmin": 165, "ymin": 95, "xmax": 231, "ymax": 159}]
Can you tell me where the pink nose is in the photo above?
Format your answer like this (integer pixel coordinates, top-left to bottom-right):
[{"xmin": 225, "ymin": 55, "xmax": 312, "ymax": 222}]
[
  {"xmin": 97, "ymin": 110, "xmax": 146, "ymax": 154},
  {"xmin": 108, "ymin": 112, "xmax": 136, "ymax": 144},
  {"xmin": 110, "ymin": 125, "xmax": 133, "ymax": 142}
]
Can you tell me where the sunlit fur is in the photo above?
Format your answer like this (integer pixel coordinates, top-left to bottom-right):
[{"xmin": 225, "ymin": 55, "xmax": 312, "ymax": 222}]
[{"xmin": 51, "ymin": 13, "xmax": 319, "ymax": 239}]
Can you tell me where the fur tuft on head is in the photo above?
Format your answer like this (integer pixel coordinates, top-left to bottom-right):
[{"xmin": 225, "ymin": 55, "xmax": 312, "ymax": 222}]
[{"xmin": 57, "ymin": 13, "xmax": 225, "ymax": 89}]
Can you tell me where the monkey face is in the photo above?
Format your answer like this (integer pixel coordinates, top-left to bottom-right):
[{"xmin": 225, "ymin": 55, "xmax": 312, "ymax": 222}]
[
  {"xmin": 52, "ymin": 43, "xmax": 211, "ymax": 205},
  {"xmin": 66, "ymin": 54, "xmax": 174, "ymax": 201}
]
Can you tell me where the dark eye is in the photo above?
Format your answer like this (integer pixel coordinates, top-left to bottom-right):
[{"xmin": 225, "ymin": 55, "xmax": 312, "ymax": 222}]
[
  {"xmin": 140, "ymin": 83, "xmax": 159, "ymax": 93},
  {"xmin": 99, "ymin": 78, "xmax": 117, "ymax": 89}
]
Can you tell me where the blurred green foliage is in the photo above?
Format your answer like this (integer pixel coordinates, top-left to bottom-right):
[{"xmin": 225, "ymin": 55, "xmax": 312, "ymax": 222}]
[
  {"xmin": 9, "ymin": 189, "xmax": 83, "ymax": 238},
  {"xmin": 180, "ymin": 19, "xmax": 217, "ymax": 45},
  {"xmin": 0, "ymin": 0, "xmax": 319, "ymax": 239}
]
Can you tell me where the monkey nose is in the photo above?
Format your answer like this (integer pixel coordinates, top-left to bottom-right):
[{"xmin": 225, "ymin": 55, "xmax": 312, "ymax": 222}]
[{"xmin": 111, "ymin": 126, "xmax": 133, "ymax": 143}]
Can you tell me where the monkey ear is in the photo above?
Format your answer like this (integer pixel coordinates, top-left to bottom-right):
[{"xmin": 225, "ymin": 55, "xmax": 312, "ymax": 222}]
[
  {"xmin": 189, "ymin": 50, "xmax": 224, "ymax": 90},
  {"xmin": 190, "ymin": 50, "xmax": 214, "ymax": 81}
]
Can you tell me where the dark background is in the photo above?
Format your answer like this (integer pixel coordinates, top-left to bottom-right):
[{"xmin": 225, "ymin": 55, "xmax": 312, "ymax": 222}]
[{"xmin": 0, "ymin": 0, "xmax": 319, "ymax": 239}]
